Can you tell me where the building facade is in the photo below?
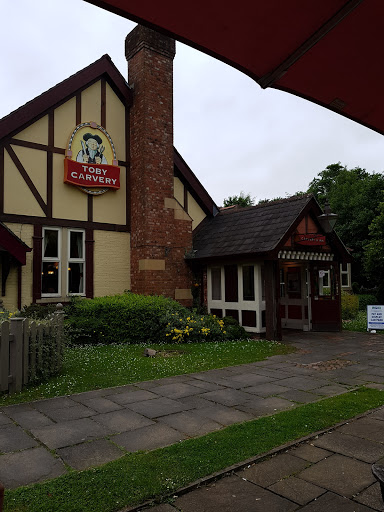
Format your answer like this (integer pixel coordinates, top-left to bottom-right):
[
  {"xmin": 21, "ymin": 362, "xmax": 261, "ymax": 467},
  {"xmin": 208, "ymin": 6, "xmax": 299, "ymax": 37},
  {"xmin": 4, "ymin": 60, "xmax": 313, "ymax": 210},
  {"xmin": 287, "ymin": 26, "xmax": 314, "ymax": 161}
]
[
  {"xmin": 0, "ymin": 26, "xmax": 350, "ymax": 340},
  {"xmin": 0, "ymin": 26, "xmax": 215, "ymax": 312}
]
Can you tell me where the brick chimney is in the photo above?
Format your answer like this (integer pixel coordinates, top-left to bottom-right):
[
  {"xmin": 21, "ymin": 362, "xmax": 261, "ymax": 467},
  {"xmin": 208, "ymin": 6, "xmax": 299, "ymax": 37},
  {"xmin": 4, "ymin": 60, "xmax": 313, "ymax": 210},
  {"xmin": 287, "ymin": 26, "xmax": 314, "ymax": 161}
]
[{"xmin": 126, "ymin": 26, "xmax": 193, "ymax": 305}]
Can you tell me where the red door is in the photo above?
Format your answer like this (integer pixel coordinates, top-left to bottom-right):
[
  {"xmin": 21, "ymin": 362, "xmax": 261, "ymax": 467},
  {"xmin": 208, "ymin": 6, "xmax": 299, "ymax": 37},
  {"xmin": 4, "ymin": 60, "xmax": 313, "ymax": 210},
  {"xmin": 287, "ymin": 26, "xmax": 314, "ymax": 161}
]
[{"xmin": 310, "ymin": 262, "xmax": 341, "ymax": 331}]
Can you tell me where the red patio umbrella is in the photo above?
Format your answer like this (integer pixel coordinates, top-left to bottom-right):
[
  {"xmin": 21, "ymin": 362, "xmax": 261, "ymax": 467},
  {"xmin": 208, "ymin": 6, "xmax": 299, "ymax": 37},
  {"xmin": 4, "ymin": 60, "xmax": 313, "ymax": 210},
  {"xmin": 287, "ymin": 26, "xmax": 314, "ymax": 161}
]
[{"xmin": 85, "ymin": 0, "xmax": 384, "ymax": 135}]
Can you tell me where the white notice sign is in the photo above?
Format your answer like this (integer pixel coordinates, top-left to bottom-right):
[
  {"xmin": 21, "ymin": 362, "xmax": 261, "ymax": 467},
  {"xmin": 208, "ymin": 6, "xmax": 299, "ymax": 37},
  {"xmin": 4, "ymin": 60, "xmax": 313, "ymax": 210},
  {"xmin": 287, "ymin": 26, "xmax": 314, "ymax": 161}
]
[{"xmin": 367, "ymin": 305, "xmax": 384, "ymax": 330}]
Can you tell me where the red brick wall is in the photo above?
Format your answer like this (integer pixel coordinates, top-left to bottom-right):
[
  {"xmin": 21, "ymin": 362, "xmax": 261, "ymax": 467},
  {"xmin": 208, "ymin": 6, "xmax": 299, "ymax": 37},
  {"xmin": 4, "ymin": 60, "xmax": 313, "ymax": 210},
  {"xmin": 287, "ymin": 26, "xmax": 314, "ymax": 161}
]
[{"xmin": 126, "ymin": 26, "xmax": 193, "ymax": 305}]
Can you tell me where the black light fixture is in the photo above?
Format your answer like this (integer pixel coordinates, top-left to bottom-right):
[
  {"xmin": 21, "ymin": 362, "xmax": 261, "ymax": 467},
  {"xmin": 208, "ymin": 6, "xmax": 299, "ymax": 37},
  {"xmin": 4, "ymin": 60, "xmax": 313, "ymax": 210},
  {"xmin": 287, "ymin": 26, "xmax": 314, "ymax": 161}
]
[{"xmin": 317, "ymin": 201, "xmax": 338, "ymax": 233}]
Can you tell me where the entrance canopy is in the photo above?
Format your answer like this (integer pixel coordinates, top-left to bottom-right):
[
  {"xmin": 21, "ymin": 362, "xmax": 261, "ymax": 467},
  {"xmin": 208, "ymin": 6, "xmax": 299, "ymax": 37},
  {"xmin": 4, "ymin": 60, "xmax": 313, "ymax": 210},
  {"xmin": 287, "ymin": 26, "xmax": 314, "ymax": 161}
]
[{"xmin": 85, "ymin": 0, "xmax": 384, "ymax": 135}]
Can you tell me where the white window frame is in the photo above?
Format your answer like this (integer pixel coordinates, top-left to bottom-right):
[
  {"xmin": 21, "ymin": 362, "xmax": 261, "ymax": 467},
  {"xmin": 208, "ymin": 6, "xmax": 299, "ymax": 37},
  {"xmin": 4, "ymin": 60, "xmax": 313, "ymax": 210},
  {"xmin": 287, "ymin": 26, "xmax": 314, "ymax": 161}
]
[
  {"xmin": 340, "ymin": 262, "xmax": 351, "ymax": 289},
  {"xmin": 207, "ymin": 263, "xmax": 264, "ymax": 333},
  {"xmin": 67, "ymin": 229, "xmax": 86, "ymax": 296},
  {"xmin": 41, "ymin": 227, "xmax": 61, "ymax": 297}
]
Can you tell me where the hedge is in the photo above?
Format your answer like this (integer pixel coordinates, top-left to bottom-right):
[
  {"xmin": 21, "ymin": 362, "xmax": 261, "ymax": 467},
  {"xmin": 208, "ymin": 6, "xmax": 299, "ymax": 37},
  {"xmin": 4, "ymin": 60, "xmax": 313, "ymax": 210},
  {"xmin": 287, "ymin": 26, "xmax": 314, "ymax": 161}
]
[{"xmin": 66, "ymin": 293, "xmax": 187, "ymax": 345}]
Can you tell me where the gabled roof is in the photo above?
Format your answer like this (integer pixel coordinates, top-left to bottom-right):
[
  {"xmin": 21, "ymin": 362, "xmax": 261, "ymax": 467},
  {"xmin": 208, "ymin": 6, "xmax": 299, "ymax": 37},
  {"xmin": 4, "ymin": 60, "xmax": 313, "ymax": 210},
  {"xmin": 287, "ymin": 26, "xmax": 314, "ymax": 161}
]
[
  {"xmin": 0, "ymin": 55, "xmax": 132, "ymax": 141},
  {"xmin": 173, "ymin": 148, "xmax": 218, "ymax": 217},
  {"xmin": 0, "ymin": 223, "xmax": 31, "ymax": 265},
  {"xmin": 191, "ymin": 195, "xmax": 350, "ymax": 261}
]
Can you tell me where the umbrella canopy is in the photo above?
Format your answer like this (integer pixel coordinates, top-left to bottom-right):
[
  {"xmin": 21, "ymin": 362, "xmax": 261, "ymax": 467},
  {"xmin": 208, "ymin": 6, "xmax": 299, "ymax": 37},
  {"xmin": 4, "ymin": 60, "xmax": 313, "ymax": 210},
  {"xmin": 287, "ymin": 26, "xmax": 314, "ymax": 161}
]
[{"xmin": 85, "ymin": 0, "xmax": 384, "ymax": 135}]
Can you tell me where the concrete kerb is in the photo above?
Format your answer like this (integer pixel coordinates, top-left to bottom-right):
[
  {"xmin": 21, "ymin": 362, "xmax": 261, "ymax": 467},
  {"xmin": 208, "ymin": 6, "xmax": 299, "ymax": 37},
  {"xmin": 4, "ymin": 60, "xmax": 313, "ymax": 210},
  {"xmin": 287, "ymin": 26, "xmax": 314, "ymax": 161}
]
[{"xmin": 118, "ymin": 400, "xmax": 384, "ymax": 512}]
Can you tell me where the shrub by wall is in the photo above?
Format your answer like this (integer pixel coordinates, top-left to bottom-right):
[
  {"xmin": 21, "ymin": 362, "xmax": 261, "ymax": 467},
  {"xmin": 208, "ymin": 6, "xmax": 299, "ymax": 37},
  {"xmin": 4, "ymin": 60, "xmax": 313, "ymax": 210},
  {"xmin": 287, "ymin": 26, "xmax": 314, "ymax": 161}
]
[
  {"xmin": 341, "ymin": 292, "xmax": 359, "ymax": 320},
  {"xmin": 66, "ymin": 294, "xmax": 249, "ymax": 345},
  {"xmin": 66, "ymin": 293, "xmax": 188, "ymax": 345},
  {"xmin": 358, "ymin": 294, "xmax": 378, "ymax": 311}
]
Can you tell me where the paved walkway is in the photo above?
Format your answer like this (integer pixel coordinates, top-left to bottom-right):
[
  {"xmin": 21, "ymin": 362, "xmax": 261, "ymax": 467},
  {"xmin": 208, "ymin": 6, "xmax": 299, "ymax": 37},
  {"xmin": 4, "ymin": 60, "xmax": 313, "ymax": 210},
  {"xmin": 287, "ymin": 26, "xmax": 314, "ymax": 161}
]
[{"xmin": 1, "ymin": 331, "xmax": 384, "ymax": 508}]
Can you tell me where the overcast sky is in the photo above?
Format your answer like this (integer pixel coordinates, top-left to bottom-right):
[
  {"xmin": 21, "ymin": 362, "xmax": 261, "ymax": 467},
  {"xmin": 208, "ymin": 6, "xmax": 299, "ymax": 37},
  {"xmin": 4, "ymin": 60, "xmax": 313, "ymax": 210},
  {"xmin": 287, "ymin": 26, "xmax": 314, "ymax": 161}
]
[{"xmin": 2, "ymin": 0, "xmax": 384, "ymax": 206}]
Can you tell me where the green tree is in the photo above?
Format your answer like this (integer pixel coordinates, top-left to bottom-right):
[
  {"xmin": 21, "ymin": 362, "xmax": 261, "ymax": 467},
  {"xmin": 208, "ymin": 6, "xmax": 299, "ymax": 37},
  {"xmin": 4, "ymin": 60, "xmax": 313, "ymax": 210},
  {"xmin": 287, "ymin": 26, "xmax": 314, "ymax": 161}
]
[
  {"xmin": 308, "ymin": 163, "xmax": 384, "ymax": 288},
  {"xmin": 223, "ymin": 191, "xmax": 255, "ymax": 208},
  {"xmin": 364, "ymin": 202, "xmax": 384, "ymax": 299}
]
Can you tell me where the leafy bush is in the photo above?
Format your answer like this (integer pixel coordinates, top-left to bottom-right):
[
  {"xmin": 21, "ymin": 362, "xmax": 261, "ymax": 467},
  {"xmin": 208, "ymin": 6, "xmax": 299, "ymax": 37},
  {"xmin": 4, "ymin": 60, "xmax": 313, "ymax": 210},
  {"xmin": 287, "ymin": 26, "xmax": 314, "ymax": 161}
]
[
  {"xmin": 66, "ymin": 293, "xmax": 187, "ymax": 345},
  {"xmin": 341, "ymin": 292, "xmax": 359, "ymax": 320},
  {"xmin": 358, "ymin": 294, "xmax": 378, "ymax": 311},
  {"xmin": 66, "ymin": 294, "xmax": 249, "ymax": 345},
  {"xmin": 18, "ymin": 303, "xmax": 58, "ymax": 319},
  {"xmin": 163, "ymin": 312, "xmax": 248, "ymax": 343}
]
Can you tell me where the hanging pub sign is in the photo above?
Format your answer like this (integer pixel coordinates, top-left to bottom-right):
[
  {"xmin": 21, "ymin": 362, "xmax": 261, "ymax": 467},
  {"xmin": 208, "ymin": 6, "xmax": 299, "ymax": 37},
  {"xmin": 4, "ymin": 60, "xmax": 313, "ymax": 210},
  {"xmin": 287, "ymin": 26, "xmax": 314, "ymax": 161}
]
[
  {"xmin": 295, "ymin": 234, "xmax": 326, "ymax": 246},
  {"xmin": 64, "ymin": 122, "xmax": 120, "ymax": 195}
]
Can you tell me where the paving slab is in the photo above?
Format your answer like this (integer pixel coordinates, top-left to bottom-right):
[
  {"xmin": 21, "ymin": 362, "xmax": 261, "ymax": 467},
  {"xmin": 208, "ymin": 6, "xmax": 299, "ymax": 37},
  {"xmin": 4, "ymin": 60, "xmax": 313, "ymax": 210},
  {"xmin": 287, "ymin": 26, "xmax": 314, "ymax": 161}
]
[
  {"xmin": 225, "ymin": 373, "xmax": 275, "ymax": 386},
  {"xmin": 152, "ymin": 383, "xmax": 203, "ymax": 399},
  {"xmin": 298, "ymin": 453, "xmax": 375, "ymax": 497},
  {"xmin": 298, "ymin": 491, "xmax": 374, "ymax": 511},
  {"xmin": 276, "ymin": 376, "xmax": 331, "ymax": 391},
  {"xmin": 158, "ymin": 410, "xmax": 223, "ymax": 437},
  {"xmin": 0, "ymin": 424, "xmax": 38, "ymax": 452},
  {"xmin": 106, "ymin": 389, "xmax": 159, "ymax": 405},
  {"xmin": 57, "ymin": 439, "xmax": 125, "ymax": 470},
  {"xmin": 338, "ymin": 417, "xmax": 384, "ymax": 443},
  {"xmin": 276, "ymin": 389, "xmax": 321, "ymax": 403},
  {"xmin": 0, "ymin": 412, "xmax": 13, "ymax": 427},
  {"xmin": 113, "ymin": 423, "xmax": 186, "ymax": 452},
  {"xmin": 198, "ymin": 388, "xmax": 252, "ymax": 406},
  {"xmin": 0, "ymin": 447, "xmax": 66, "ymax": 489},
  {"xmin": 173, "ymin": 474, "xmax": 297, "ymax": 512},
  {"xmin": 43, "ymin": 403, "xmax": 96, "ymax": 422},
  {"xmin": 289, "ymin": 443, "xmax": 332, "ymax": 463},
  {"xmin": 70, "ymin": 396, "xmax": 123, "ymax": 413},
  {"xmin": 183, "ymin": 379, "xmax": 225, "ymax": 391},
  {"xmin": 33, "ymin": 396, "xmax": 79, "ymax": 413},
  {"xmin": 242, "ymin": 382, "xmax": 292, "ymax": 396},
  {"xmin": 5, "ymin": 409, "xmax": 54, "ymax": 429},
  {"xmin": 193, "ymin": 403, "xmax": 253, "ymax": 426},
  {"xmin": 240, "ymin": 453, "xmax": 310, "ymax": 487},
  {"xmin": 30, "ymin": 417, "xmax": 112, "ymax": 449},
  {"xmin": 313, "ymin": 431, "xmax": 384, "ymax": 463},
  {"xmin": 238, "ymin": 396, "xmax": 296, "ymax": 415},
  {"xmin": 354, "ymin": 482, "xmax": 384, "ymax": 511},
  {"xmin": 91, "ymin": 409, "xmax": 155, "ymax": 432},
  {"xmin": 127, "ymin": 397, "xmax": 192, "ymax": 418},
  {"xmin": 268, "ymin": 476, "xmax": 325, "ymax": 505}
]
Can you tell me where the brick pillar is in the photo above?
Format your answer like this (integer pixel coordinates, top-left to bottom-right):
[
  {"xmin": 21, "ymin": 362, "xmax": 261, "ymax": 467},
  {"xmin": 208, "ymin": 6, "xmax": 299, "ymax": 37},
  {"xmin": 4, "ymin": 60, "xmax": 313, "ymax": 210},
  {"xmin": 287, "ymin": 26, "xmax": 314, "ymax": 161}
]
[{"xmin": 126, "ymin": 26, "xmax": 193, "ymax": 305}]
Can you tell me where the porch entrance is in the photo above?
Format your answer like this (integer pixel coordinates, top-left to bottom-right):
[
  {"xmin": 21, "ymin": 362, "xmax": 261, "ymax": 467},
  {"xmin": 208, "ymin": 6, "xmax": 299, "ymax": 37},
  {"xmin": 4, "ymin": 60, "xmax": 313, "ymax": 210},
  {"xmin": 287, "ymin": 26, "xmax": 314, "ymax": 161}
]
[
  {"xmin": 309, "ymin": 262, "xmax": 341, "ymax": 331},
  {"xmin": 279, "ymin": 261, "xmax": 341, "ymax": 332}
]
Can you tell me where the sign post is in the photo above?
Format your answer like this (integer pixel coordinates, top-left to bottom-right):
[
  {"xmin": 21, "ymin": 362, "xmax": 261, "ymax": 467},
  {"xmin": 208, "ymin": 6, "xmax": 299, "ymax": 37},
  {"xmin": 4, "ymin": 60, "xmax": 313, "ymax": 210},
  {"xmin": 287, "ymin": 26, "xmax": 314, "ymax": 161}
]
[{"xmin": 367, "ymin": 305, "xmax": 384, "ymax": 331}]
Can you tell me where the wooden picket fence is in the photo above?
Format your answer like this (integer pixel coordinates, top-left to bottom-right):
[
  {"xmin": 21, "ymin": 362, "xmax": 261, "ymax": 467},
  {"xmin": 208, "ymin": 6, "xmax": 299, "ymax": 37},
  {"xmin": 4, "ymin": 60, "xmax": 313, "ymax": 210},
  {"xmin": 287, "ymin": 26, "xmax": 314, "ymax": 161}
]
[{"xmin": 0, "ymin": 304, "xmax": 65, "ymax": 394}]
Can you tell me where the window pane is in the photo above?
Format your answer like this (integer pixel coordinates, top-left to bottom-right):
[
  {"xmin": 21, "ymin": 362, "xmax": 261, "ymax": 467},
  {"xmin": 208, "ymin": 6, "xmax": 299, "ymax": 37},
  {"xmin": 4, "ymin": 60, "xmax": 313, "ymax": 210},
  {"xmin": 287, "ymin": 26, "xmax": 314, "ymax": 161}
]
[
  {"xmin": 70, "ymin": 231, "xmax": 84, "ymax": 259},
  {"xmin": 68, "ymin": 263, "xmax": 84, "ymax": 294},
  {"xmin": 243, "ymin": 266, "xmax": 255, "ymax": 301},
  {"xmin": 211, "ymin": 268, "xmax": 221, "ymax": 300},
  {"xmin": 43, "ymin": 230, "xmax": 58, "ymax": 258},
  {"xmin": 341, "ymin": 273, "xmax": 349, "ymax": 286},
  {"xmin": 225, "ymin": 265, "xmax": 238, "ymax": 302},
  {"xmin": 42, "ymin": 262, "xmax": 59, "ymax": 294}
]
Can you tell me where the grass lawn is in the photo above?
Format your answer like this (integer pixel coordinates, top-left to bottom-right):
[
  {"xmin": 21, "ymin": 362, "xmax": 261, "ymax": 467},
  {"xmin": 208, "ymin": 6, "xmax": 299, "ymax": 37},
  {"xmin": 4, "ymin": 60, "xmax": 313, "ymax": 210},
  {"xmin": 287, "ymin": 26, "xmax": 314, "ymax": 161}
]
[
  {"xmin": 0, "ymin": 339, "xmax": 293, "ymax": 406},
  {"xmin": 4, "ymin": 387, "xmax": 384, "ymax": 512}
]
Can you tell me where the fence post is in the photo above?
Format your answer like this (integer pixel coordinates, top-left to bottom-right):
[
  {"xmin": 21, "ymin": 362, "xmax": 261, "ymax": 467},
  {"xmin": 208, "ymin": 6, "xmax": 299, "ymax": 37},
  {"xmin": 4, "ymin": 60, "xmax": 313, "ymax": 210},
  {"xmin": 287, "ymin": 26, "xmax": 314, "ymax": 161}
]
[
  {"xmin": 55, "ymin": 303, "xmax": 65, "ymax": 371},
  {"xmin": 0, "ymin": 322, "xmax": 10, "ymax": 392},
  {"xmin": 9, "ymin": 318, "xmax": 24, "ymax": 393},
  {"xmin": 23, "ymin": 318, "xmax": 29, "ymax": 386}
]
